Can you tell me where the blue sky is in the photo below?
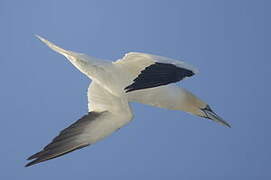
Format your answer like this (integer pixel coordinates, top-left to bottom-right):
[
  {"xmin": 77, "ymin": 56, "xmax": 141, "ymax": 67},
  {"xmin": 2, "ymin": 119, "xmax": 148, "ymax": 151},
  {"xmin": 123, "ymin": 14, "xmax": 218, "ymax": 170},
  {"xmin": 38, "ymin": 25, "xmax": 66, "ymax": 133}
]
[{"xmin": 1, "ymin": 0, "xmax": 270, "ymax": 179}]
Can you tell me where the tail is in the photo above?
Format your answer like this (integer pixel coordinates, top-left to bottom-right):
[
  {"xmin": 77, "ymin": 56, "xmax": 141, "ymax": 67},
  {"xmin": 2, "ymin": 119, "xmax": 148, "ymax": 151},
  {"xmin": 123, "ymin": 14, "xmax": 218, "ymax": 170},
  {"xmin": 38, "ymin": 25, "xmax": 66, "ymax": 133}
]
[
  {"xmin": 35, "ymin": 35, "xmax": 118, "ymax": 96},
  {"xmin": 35, "ymin": 35, "xmax": 105, "ymax": 80},
  {"xmin": 35, "ymin": 35, "xmax": 76, "ymax": 58}
]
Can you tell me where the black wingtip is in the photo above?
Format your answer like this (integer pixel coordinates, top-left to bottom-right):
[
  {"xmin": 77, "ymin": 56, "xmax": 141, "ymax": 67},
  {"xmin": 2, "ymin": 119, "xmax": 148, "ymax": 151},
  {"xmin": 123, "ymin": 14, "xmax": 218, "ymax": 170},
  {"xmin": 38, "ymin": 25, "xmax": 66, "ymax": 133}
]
[
  {"xmin": 26, "ymin": 150, "xmax": 47, "ymax": 160},
  {"xmin": 25, "ymin": 161, "xmax": 36, "ymax": 167},
  {"xmin": 25, "ymin": 112, "xmax": 101, "ymax": 167},
  {"xmin": 25, "ymin": 158, "xmax": 48, "ymax": 167},
  {"xmin": 25, "ymin": 158, "xmax": 41, "ymax": 167},
  {"xmin": 124, "ymin": 62, "xmax": 195, "ymax": 93},
  {"xmin": 27, "ymin": 153, "xmax": 39, "ymax": 161},
  {"xmin": 25, "ymin": 151, "xmax": 46, "ymax": 167},
  {"xmin": 124, "ymin": 87, "xmax": 133, "ymax": 93}
]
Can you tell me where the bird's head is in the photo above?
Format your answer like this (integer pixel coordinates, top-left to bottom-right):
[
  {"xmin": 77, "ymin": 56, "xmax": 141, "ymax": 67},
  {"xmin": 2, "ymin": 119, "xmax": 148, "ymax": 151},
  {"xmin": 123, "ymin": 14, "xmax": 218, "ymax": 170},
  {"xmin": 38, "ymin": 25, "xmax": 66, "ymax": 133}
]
[{"xmin": 177, "ymin": 88, "xmax": 231, "ymax": 128}]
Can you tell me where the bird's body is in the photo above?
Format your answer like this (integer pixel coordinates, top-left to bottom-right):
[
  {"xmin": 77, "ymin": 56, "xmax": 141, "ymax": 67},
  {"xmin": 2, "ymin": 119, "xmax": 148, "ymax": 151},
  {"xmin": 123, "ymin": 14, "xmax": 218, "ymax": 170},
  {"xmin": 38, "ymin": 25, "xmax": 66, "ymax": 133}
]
[{"xmin": 25, "ymin": 36, "xmax": 230, "ymax": 167}]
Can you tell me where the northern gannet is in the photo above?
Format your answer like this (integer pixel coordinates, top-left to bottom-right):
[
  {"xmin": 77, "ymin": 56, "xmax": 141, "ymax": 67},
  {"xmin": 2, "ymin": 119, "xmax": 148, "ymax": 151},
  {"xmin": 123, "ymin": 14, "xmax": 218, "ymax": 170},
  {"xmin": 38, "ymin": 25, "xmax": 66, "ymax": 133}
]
[{"xmin": 25, "ymin": 36, "xmax": 230, "ymax": 167}]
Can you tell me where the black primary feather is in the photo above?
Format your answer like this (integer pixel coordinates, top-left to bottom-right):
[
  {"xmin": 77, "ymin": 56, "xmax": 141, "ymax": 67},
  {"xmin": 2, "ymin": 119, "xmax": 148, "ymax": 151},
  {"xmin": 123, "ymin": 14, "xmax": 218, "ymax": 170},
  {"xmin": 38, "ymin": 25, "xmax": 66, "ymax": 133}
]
[{"xmin": 125, "ymin": 62, "xmax": 194, "ymax": 92}]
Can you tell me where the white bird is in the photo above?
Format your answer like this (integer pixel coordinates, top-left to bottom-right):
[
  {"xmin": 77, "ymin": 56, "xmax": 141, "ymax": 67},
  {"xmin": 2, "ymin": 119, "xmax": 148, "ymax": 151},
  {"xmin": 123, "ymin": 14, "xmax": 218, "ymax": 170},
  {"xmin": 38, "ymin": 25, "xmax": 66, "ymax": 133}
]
[{"xmin": 25, "ymin": 36, "xmax": 230, "ymax": 167}]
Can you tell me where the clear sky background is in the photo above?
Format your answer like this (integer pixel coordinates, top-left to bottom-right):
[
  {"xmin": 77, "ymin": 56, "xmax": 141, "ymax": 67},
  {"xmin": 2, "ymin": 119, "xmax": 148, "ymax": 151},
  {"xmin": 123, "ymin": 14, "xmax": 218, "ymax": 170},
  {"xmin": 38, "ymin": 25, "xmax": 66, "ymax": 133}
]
[{"xmin": 1, "ymin": 0, "xmax": 270, "ymax": 179}]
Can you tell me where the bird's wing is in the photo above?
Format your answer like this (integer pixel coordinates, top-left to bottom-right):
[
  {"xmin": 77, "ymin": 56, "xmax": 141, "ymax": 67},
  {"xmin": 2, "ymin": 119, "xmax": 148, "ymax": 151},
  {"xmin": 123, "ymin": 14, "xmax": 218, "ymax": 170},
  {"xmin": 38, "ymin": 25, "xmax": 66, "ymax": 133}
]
[
  {"xmin": 26, "ymin": 83, "xmax": 133, "ymax": 167},
  {"xmin": 114, "ymin": 52, "xmax": 198, "ymax": 92}
]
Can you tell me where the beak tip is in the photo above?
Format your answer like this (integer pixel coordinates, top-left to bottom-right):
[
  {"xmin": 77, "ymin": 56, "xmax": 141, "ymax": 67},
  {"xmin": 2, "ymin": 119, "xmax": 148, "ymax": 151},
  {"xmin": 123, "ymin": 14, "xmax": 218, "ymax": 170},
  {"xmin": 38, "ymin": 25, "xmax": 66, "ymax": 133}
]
[
  {"xmin": 201, "ymin": 105, "xmax": 231, "ymax": 128},
  {"xmin": 223, "ymin": 122, "xmax": 232, "ymax": 128}
]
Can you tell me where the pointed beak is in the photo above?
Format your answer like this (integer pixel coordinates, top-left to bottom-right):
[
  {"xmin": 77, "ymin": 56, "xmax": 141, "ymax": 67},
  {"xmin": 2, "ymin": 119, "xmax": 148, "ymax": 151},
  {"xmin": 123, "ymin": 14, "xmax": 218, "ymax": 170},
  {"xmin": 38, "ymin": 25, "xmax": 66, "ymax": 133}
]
[{"xmin": 201, "ymin": 105, "xmax": 231, "ymax": 128}]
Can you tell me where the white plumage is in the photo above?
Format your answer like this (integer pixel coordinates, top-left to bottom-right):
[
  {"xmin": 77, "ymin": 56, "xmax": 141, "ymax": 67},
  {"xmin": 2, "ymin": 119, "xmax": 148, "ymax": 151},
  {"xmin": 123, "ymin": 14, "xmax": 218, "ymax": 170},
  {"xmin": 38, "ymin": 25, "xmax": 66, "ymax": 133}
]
[{"xmin": 26, "ymin": 36, "xmax": 230, "ymax": 167}]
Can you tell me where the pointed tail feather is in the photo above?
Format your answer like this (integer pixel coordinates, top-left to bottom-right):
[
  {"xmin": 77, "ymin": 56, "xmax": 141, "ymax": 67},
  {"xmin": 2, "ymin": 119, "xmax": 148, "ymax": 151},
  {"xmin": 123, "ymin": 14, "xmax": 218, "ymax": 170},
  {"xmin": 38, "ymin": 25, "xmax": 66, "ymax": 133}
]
[{"xmin": 35, "ymin": 35, "xmax": 75, "ymax": 58}]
